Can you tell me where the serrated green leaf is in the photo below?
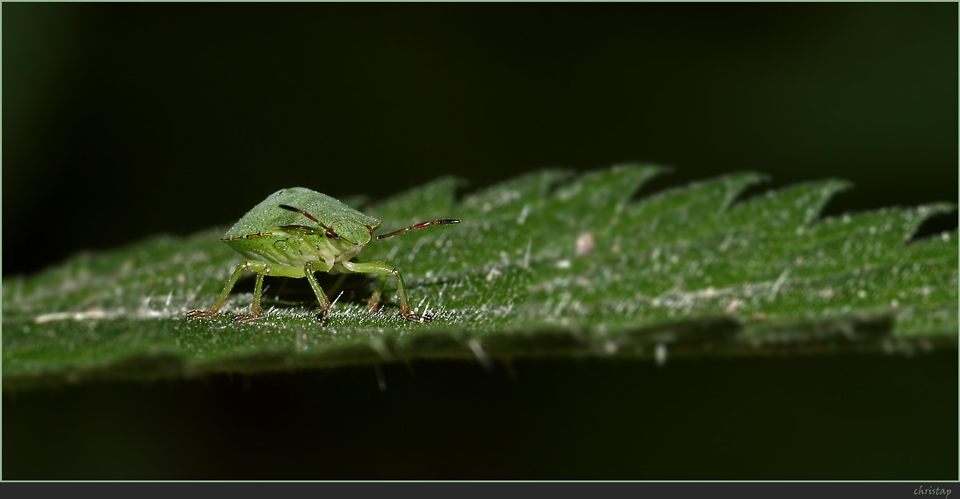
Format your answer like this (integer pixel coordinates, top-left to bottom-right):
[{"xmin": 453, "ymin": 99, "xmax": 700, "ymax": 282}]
[{"xmin": 3, "ymin": 165, "xmax": 956, "ymax": 389}]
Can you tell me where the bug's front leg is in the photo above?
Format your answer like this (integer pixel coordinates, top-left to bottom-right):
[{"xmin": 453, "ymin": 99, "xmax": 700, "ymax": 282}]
[
  {"xmin": 302, "ymin": 261, "xmax": 333, "ymax": 322},
  {"xmin": 342, "ymin": 260, "xmax": 431, "ymax": 322}
]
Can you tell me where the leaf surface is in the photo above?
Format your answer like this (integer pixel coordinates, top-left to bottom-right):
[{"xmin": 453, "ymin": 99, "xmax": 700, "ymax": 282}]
[{"xmin": 3, "ymin": 165, "xmax": 956, "ymax": 389}]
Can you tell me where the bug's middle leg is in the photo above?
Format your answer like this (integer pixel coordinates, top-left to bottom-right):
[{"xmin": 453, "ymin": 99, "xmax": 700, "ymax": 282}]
[
  {"xmin": 325, "ymin": 273, "xmax": 350, "ymax": 302},
  {"xmin": 232, "ymin": 260, "xmax": 333, "ymax": 321}
]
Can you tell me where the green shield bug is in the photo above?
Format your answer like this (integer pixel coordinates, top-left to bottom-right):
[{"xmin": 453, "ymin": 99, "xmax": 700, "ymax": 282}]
[{"xmin": 187, "ymin": 187, "xmax": 460, "ymax": 323}]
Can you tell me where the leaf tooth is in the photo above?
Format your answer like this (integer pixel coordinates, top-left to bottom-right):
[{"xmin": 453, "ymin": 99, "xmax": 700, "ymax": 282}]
[
  {"xmin": 366, "ymin": 176, "xmax": 459, "ymax": 222},
  {"xmin": 726, "ymin": 179, "xmax": 852, "ymax": 233},
  {"xmin": 551, "ymin": 163, "xmax": 664, "ymax": 207},
  {"xmin": 457, "ymin": 169, "xmax": 571, "ymax": 219}
]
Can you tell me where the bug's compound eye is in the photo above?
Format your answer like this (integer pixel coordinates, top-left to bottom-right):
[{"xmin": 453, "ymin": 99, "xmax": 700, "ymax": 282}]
[
  {"xmin": 366, "ymin": 225, "xmax": 374, "ymax": 235},
  {"xmin": 325, "ymin": 228, "xmax": 340, "ymax": 240}
]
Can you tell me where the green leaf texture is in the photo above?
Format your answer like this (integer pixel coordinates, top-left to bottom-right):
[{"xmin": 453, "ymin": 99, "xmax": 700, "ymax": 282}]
[{"xmin": 3, "ymin": 165, "xmax": 956, "ymax": 388}]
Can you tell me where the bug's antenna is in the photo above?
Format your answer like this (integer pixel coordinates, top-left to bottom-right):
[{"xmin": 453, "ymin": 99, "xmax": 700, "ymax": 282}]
[
  {"xmin": 279, "ymin": 204, "xmax": 331, "ymax": 230},
  {"xmin": 279, "ymin": 204, "xmax": 344, "ymax": 240},
  {"xmin": 375, "ymin": 219, "xmax": 461, "ymax": 241}
]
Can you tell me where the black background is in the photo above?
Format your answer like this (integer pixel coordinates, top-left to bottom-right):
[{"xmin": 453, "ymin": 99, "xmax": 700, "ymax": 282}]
[
  {"xmin": 5, "ymin": 354, "xmax": 958, "ymax": 479},
  {"xmin": 3, "ymin": 3, "xmax": 957, "ymax": 479},
  {"xmin": 4, "ymin": 3, "xmax": 956, "ymax": 276}
]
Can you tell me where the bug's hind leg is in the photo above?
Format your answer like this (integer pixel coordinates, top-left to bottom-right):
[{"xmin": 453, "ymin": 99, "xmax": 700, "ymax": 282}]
[
  {"xmin": 188, "ymin": 261, "xmax": 265, "ymax": 320},
  {"xmin": 231, "ymin": 268, "xmax": 266, "ymax": 321}
]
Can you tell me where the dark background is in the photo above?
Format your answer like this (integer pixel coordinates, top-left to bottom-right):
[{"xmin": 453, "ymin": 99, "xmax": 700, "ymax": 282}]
[
  {"xmin": 3, "ymin": 3, "xmax": 957, "ymax": 479},
  {"xmin": 4, "ymin": 3, "xmax": 957, "ymax": 277},
  {"xmin": 5, "ymin": 354, "xmax": 958, "ymax": 479}
]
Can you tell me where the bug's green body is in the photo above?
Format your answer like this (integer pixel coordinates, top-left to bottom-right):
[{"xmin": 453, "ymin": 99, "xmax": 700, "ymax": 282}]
[
  {"xmin": 187, "ymin": 187, "xmax": 459, "ymax": 323},
  {"xmin": 222, "ymin": 188, "xmax": 380, "ymax": 274}
]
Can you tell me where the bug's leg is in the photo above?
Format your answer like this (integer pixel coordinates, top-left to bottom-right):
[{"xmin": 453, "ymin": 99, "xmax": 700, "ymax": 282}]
[
  {"xmin": 232, "ymin": 268, "xmax": 267, "ymax": 321},
  {"xmin": 342, "ymin": 260, "xmax": 431, "ymax": 322},
  {"xmin": 367, "ymin": 275, "xmax": 388, "ymax": 313},
  {"xmin": 325, "ymin": 273, "xmax": 350, "ymax": 302},
  {"xmin": 188, "ymin": 261, "xmax": 256, "ymax": 319},
  {"xmin": 303, "ymin": 261, "xmax": 333, "ymax": 322}
]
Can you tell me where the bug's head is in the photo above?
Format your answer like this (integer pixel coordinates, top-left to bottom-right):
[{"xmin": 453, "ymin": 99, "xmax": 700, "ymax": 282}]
[
  {"xmin": 279, "ymin": 204, "xmax": 380, "ymax": 247},
  {"xmin": 330, "ymin": 219, "xmax": 376, "ymax": 246}
]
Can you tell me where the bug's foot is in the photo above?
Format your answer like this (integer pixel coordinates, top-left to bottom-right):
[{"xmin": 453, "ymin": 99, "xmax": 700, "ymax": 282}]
[
  {"xmin": 231, "ymin": 313, "xmax": 261, "ymax": 322},
  {"xmin": 187, "ymin": 310, "xmax": 217, "ymax": 320},
  {"xmin": 401, "ymin": 311, "xmax": 433, "ymax": 323},
  {"xmin": 313, "ymin": 303, "xmax": 332, "ymax": 323}
]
